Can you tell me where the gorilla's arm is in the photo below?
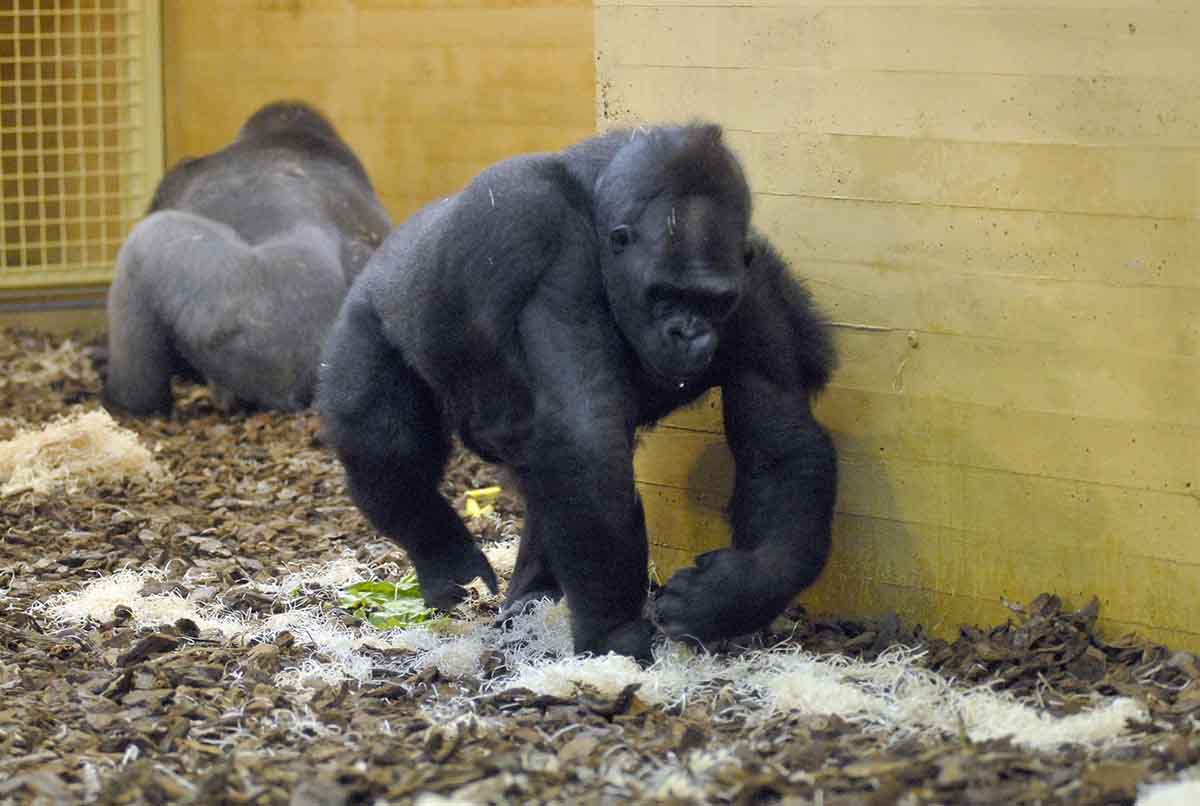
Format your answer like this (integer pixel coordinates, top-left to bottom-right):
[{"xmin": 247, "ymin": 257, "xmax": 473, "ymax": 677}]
[
  {"xmin": 656, "ymin": 241, "xmax": 837, "ymax": 643},
  {"xmin": 510, "ymin": 239, "xmax": 657, "ymax": 660}
]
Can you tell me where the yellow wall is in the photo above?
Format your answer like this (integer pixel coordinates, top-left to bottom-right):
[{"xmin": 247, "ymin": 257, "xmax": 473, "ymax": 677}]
[
  {"xmin": 163, "ymin": 0, "xmax": 595, "ymax": 223},
  {"xmin": 599, "ymin": 2, "xmax": 1200, "ymax": 648}
]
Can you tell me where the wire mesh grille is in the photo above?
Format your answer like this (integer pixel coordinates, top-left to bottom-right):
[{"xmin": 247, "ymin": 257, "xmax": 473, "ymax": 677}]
[{"xmin": 1, "ymin": 0, "xmax": 161, "ymax": 290}]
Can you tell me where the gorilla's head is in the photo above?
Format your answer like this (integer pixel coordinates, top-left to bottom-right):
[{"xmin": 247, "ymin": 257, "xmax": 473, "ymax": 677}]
[
  {"xmin": 238, "ymin": 101, "xmax": 342, "ymax": 143},
  {"xmin": 594, "ymin": 125, "xmax": 753, "ymax": 390}
]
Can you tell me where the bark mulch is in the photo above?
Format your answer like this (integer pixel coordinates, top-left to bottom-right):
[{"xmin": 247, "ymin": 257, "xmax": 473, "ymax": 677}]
[{"xmin": 1, "ymin": 328, "xmax": 1197, "ymax": 805}]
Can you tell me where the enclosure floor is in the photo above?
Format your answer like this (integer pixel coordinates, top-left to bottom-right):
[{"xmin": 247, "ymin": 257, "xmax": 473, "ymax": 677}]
[{"xmin": 1, "ymin": 328, "xmax": 1197, "ymax": 805}]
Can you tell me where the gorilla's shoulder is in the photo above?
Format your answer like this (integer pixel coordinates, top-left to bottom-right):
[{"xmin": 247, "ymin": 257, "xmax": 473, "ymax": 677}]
[
  {"xmin": 454, "ymin": 152, "xmax": 595, "ymax": 238},
  {"xmin": 746, "ymin": 234, "xmax": 837, "ymax": 391},
  {"xmin": 148, "ymin": 156, "xmax": 208, "ymax": 212}
]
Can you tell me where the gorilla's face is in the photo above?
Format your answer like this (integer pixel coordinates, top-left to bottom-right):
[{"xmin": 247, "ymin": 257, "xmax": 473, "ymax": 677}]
[{"xmin": 602, "ymin": 194, "xmax": 751, "ymax": 390}]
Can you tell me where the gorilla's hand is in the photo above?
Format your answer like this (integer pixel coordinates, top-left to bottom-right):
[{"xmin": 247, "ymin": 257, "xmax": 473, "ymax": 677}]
[
  {"xmin": 654, "ymin": 549, "xmax": 789, "ymax": 644},
  {"xmin": 411, "ymin": 541, "xmax": 499, "ymax": 613}
]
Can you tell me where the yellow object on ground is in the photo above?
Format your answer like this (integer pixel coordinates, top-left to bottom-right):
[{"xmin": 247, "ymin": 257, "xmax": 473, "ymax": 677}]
[{"xmin": 464, "ymin": 486, "xmax": 502, "ymax": 519}]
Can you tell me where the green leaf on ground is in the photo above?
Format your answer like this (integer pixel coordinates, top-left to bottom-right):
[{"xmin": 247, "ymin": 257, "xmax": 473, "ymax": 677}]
[{"xmin": 338, "ymin": 573, "xmax": 437, "ymax": 629}]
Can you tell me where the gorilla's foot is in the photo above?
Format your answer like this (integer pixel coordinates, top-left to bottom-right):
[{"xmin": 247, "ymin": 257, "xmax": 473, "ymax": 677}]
[
  {"xmin": 209, "ymin": 384, "xmax": 244, "ymax": 414},
  {"xmin": 573, "ymin": 616, "xmax": 656, "ymax": 663},
  {"xmin": 409, "ymin": 539, "xmax": 499, "ymax": 613},
  {"xmin": 496, "ymin": 585, "xmax": 563, "ymax": 625}
]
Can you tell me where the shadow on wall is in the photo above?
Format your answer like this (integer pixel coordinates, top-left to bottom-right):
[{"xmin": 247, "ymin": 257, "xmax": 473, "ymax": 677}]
[{"xmin": 808, "ymin": 343, "xmax": 1122, "ymax": 639}]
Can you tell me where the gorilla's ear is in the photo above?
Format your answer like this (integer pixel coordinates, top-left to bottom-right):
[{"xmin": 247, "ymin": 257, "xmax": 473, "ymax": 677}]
[
  {"xmin": 610, "ymin": 225, "xmax": 636, "ymax": 254},
  {"xmin": 743, "ymin": 240, "xmax": 757, "ymax": 268}
]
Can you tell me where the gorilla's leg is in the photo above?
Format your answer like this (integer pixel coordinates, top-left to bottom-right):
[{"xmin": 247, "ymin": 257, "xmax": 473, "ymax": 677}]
[
  {"xmin": 517, "ymin": 453, "xmax": 653, "ymax": 659},
  {"xmin": 319, "ymin": 292, "xmax": 498, "ymax": 611},
  {"xmin": 515, "ymin": 298, "xmax": 655, "ymax": 660},
  {"xmin": 208, "ymin": 384, "xmax": 249, "ymax": 414},
  {"xmin": 108, "ymin": 210, "xmax": 323, "ymax": 415},
  {"xmin": 496, "ymin": 496, "xmax": 571, "ymax": 618},
  {"xmin": 104, "ymin": 216, "xmax": 188, "ymax": 415},
  {"xmin": 500, "ymin": 511, "xmax": 563, "ymax": 616},
  {"xmin": 170, "ymin": 222, "xmax": 346, "ymax": 412}
]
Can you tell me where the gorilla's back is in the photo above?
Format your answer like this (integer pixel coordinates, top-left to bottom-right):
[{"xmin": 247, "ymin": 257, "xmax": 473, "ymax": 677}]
[{"xmin": 149, "ymin": 132, "xmax": 387, "ymax": 249}]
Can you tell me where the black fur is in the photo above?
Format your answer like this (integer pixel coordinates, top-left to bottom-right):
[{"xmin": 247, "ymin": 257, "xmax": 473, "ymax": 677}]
[
  {"xmin": 104, "ymin": 101, "xmax": 392, "ymax": 415},
  {"xmin": 319, "ymin": 125, "xmax": 836, "ymax": 659}
]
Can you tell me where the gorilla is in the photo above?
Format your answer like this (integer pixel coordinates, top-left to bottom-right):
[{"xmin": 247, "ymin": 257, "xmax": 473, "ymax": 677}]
[
  {"xmin": 318, "ymin": 124, "xmax": 836, "ymax": 660},
  {"xmin": 104, "ymin": 101, "xmax": 392, "ymax": 415}
]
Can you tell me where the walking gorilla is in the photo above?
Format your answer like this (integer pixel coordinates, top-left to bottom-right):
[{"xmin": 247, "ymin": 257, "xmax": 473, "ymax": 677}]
[
  {"xmin": 319, "ymin": 125, "xmax": 837, "ymax": 660},
  {"xmin": 104, "ymin": 101, "xmax": 392, "ymax": 415}
]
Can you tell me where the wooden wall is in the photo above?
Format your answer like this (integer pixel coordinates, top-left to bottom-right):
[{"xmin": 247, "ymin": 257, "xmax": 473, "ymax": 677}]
[
  {"xmin": 599, "ymin": 2, "xmax": 1200, "ymax": 648},
  {"xmin": 163, "ymin": 0, "xmax": 595, "ymax": 223}
]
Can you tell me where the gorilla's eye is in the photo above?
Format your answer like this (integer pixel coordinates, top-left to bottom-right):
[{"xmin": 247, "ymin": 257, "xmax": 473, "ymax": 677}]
[
  {"xmin": 743, "ymin": 242, "xmax": 757, "ymax": 267},
  {"xmin": 707, "ymin": 291, "xmax": 742, "ymax": 321},
  {"xmin": 610, "ymin": 225, "xmax": 636, "ymax": 254}
]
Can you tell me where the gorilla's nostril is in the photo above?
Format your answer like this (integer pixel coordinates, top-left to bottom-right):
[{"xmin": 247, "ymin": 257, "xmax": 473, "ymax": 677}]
[{"xmin": 667, "ymin": 315, "xmax": 708, "ymax": 343}]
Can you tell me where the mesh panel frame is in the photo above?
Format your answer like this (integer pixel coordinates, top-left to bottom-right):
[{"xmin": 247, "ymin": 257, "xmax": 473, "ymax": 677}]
[{"xmin": 0, "ymin": 0, "xmax": 162, "ymax": 291}]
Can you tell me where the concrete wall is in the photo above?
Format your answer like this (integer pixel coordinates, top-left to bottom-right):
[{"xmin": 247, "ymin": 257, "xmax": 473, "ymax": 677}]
[
  {"xmin": 599, "ymin": 1, "xmax": 1200, "ymax": 648},
  {"xmin": 164, "ymin": 0, "xmax": 596, "ymax": 223}
]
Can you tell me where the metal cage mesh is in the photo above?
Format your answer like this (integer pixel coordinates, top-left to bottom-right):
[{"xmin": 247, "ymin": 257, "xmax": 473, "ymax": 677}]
[{"xmin": 0, "ymin": 0, "xmax": 161, "ymax": 291}]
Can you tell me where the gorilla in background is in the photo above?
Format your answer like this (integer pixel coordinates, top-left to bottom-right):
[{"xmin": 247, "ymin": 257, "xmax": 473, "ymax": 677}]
[
  {"xmin": 319, "ymin": 124, "xmax": 837, "ymax": 660},
  {"xmin": 104, "ymin": 101, "xmax": 393, "ymax": 416}
]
